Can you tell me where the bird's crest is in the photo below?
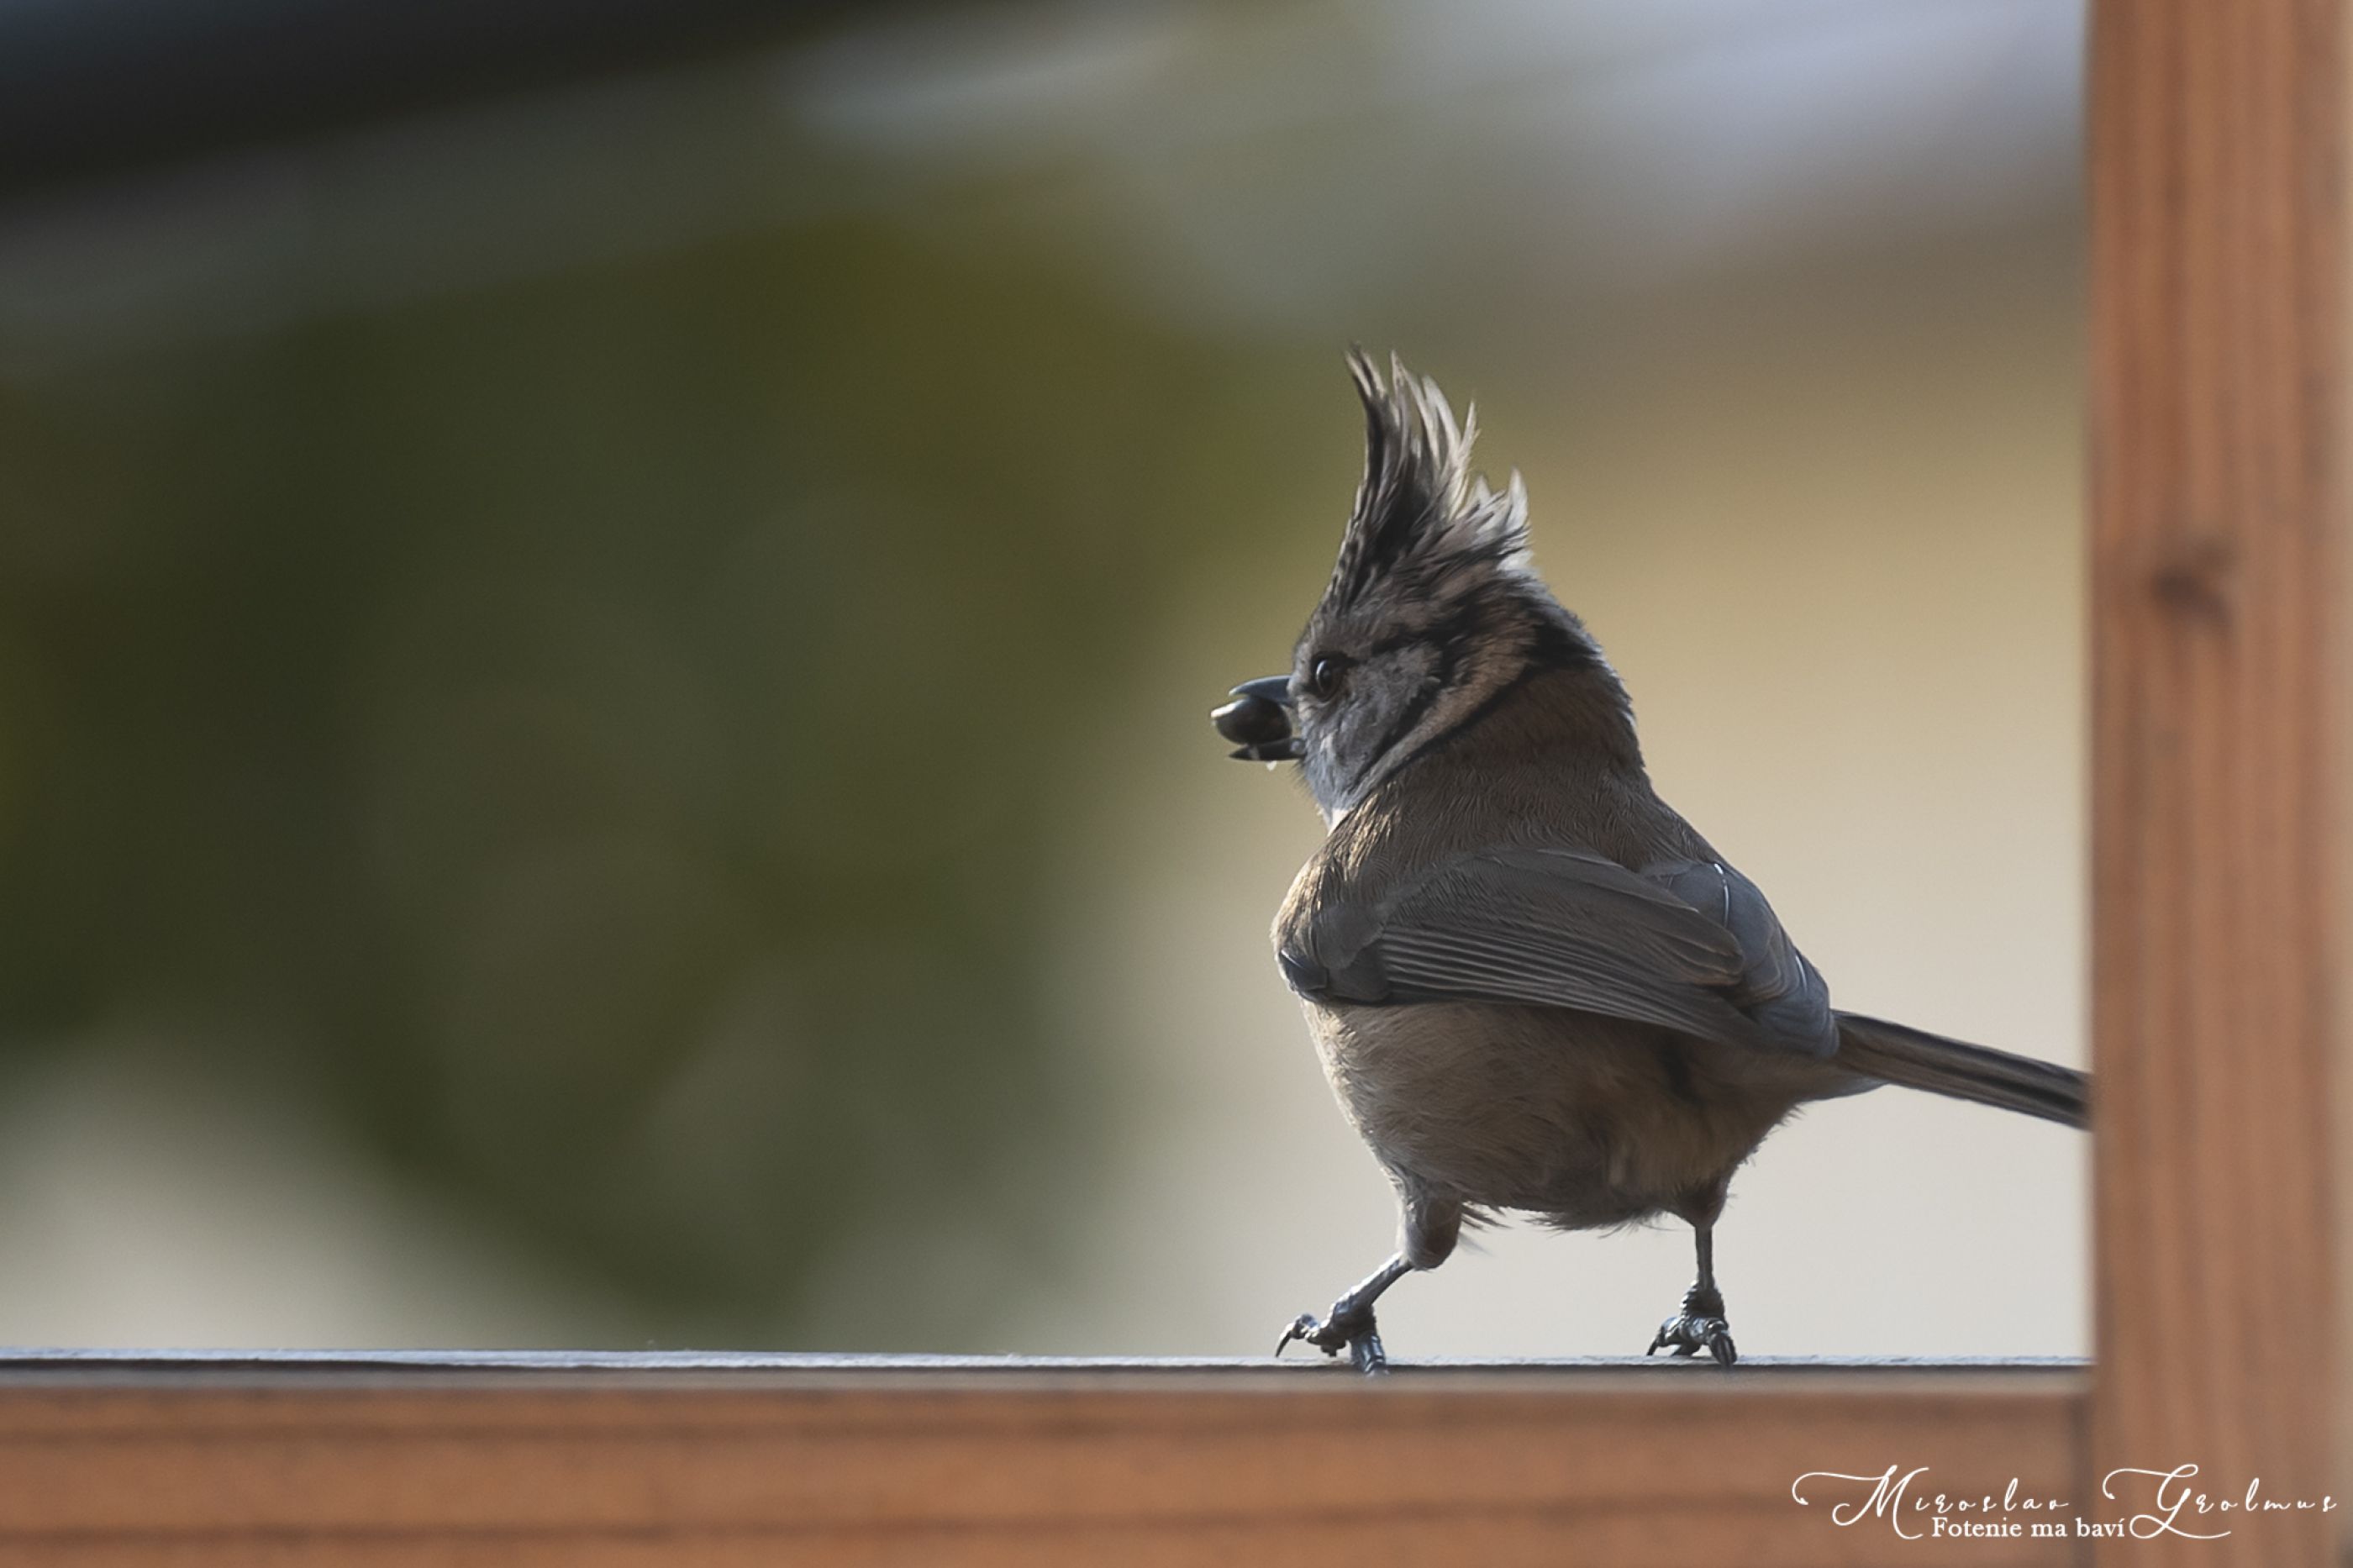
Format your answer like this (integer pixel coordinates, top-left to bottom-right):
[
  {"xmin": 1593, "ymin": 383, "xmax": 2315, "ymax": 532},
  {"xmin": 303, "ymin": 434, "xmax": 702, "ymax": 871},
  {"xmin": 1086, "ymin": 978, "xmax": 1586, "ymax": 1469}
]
[{"xmin": 1324, "ymin": 350, "xmax": 1532, "ymax": 615}]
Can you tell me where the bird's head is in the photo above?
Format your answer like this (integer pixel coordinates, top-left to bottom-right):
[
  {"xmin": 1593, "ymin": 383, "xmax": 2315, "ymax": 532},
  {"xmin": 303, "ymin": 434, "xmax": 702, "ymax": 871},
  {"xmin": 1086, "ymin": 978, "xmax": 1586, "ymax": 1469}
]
[{"xmin": 1213, "ymin": 350, "xmax": 1623, "ymax": 822}]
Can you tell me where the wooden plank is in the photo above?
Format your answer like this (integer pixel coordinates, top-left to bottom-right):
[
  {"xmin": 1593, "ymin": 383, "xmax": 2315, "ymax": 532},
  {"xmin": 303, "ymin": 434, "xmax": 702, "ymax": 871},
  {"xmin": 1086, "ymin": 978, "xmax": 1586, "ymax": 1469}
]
[
  {"xmin": 0, "ymin": 1362, "xmax": 2082, "ymax": 1567},
  {"xmin": 2087, "ymin": 1, "xmax": 2347, "ymax": 1565}
]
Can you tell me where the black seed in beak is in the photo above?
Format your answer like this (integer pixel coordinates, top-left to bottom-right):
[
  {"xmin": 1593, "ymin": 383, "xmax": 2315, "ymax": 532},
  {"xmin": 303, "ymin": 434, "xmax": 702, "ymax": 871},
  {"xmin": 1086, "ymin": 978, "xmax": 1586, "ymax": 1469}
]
[
  {"xmin": 1213, "ymin": 693, "xmax": 1291, "ymax": 747},
  {"xmin": 1212, "ymin": 676, "xmax": 1299, "ymax": 762}
]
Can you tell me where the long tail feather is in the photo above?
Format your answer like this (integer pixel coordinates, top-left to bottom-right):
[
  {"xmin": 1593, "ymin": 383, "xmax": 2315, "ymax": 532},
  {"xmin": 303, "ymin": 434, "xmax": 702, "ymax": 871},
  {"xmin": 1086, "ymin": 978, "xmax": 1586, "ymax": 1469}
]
[{"xmin": 1833, "ymin": 1012, "xmax": 2087, "ymax": 1129}]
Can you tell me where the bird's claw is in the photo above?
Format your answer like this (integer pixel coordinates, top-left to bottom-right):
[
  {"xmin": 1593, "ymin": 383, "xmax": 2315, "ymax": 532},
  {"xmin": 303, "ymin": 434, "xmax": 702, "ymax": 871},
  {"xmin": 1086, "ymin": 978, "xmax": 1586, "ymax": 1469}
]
[
  {"xmin": 1275, "ymin": 1306, "xmax": 1388, "ymax": 1374},
  {"xmin": 1644, "ymin": 1283, "xmax": 1737, "ymax": 1366},
  {"xmin": 1275, "ymin": 1313, "xmax": 1334, "ymax": 1355},
  {"xmin": 1646, "ymin": 1313, "xmax": 1737, "ymax": 1365}
]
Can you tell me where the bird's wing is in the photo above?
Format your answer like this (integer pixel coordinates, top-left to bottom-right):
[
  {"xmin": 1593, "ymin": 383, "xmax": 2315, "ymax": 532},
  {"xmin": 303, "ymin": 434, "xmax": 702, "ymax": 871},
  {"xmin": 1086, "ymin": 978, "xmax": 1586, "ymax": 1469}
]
[{"xmin": 1283, "ymin": 847, "xmax": 1838, "ymax": 1056}]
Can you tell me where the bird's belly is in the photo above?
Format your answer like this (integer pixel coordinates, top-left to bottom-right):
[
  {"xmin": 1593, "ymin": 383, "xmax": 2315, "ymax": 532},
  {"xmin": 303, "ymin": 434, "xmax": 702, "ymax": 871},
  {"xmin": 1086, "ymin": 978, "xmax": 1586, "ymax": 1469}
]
[{"xmin": 1304, "ymin": 998, "xmax": 1801, "ymax": 1228}]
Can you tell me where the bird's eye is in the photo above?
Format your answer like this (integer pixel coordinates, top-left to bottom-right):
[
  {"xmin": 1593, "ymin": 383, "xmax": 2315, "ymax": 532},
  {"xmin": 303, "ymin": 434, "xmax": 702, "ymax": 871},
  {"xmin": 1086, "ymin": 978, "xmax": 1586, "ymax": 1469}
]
[{"xmin": 1305, "ymin": 654, "xmax": 1350, "ymax": 699}]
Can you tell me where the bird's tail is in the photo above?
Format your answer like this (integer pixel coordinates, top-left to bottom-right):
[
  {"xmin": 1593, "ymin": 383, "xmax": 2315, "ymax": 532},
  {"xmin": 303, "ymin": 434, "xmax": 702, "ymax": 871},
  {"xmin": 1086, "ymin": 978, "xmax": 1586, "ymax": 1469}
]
[{"xmin": 1832, "ymin": 1012, "xmax": 2088, "ymax": 1129}]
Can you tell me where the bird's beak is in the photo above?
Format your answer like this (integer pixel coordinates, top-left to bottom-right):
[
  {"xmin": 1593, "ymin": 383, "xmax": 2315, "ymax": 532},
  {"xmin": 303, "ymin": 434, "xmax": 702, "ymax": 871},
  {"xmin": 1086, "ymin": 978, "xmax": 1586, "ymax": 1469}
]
[{"xmin": 1210, "ymin": 675, "xmax": 1305, "ymax": 763}]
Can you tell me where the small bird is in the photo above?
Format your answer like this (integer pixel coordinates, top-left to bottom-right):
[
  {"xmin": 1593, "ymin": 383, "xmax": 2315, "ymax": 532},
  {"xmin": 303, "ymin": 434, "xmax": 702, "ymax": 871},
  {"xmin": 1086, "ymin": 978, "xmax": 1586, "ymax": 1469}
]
[{"xmin": 1213, "ymin": 350, "xmax": 2088, "ymax": 1372}]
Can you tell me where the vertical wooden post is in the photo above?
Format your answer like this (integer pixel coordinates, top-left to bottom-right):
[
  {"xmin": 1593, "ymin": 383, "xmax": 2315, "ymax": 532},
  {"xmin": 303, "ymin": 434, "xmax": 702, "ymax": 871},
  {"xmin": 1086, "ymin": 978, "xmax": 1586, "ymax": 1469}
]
[{"xmin": 2088, "ymin": 1, "xmax": 2346, "ymax": 1562}]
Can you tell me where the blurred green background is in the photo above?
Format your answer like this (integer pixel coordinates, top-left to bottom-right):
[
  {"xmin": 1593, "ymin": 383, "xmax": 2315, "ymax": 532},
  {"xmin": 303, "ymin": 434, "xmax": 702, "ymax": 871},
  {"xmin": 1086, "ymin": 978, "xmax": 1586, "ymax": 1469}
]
[{"xmin": 0, "ymin": 0, "xmax": 2088, "ymax": 1353}]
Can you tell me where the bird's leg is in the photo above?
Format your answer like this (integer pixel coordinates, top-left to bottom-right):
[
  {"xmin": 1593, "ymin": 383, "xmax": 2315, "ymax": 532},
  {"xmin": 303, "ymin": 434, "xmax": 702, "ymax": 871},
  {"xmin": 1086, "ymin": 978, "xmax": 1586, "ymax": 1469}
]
[
  {"xmin": 1277, "ymin": 1255, "xmax": 1413, "ymax": 1374},
  {"xmin": 1646, "ymin": 1223, "xmax": 1738, "ymax": 1366}
]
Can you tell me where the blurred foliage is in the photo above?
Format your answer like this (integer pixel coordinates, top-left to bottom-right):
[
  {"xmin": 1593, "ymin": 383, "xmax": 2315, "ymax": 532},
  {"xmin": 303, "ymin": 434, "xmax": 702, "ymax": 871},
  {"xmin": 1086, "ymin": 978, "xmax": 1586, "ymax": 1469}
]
[{"xmin": 0, "ymin": 207, "xmax": 1298, "ymax": 1343}]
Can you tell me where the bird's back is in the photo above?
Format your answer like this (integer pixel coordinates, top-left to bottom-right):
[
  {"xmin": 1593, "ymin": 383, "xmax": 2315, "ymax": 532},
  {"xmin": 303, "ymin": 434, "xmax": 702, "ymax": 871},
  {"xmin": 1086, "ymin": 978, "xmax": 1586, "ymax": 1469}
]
[{"xmin": 1276, "ymin": 667, "xmax": 1845, "ymax": 1229}]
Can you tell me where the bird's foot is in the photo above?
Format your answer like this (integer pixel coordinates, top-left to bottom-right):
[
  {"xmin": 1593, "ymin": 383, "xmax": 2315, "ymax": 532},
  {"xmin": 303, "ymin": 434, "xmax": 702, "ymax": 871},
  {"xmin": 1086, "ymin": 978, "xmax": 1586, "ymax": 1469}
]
[
  {"xmin": 1645, "ymin": 1282, "xmax": 1737, "ymax": 1366},
  {"xmin": 1276, "ymin": 1300, "xmax": 1389, "ymax": 1374}
]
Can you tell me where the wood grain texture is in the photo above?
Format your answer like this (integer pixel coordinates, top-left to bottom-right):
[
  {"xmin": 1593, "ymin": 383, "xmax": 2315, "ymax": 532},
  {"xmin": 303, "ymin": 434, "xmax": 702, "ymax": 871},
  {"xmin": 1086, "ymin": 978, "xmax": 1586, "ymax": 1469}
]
[
  {"xmin": 2087, "ymin": 1, "xmax": 2346, "ymax": 1564},
  {"xmin": 0, "ymin": 1363, "xmax": 2082, "ymax": 1567}
]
